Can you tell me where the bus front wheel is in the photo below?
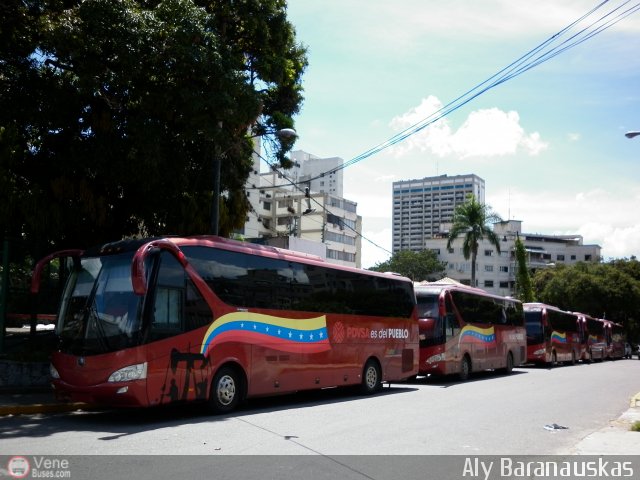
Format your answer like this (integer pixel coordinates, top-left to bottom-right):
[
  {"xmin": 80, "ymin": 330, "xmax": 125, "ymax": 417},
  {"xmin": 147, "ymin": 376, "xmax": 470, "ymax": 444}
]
[
  {"xmin": 209, "ymin": 366, "xmax": 242, "ymax": 414},
  {"xmin": 360, "ymin": 359, "xmax": 382, "ymax": 395},
  {"xmin": 459, "ymin": 355, "xmax": 471, "ymax": 381}
]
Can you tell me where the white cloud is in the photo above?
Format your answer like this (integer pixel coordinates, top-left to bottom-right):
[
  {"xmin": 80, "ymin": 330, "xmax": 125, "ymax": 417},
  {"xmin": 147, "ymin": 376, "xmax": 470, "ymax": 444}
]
[
  {"xmin": 489, "ymin": 187, "xmax": 640, "ymax": 260},
  {"xmin": 388, "ymin": 97, "xmax": 548, "ymax": 159}
]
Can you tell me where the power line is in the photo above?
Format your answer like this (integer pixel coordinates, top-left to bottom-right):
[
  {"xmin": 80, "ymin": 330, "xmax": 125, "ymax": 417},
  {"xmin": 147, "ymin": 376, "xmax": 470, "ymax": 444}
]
[{"xmin": 296, "ymin": 0, "xmax": 640, "ymax": 184}]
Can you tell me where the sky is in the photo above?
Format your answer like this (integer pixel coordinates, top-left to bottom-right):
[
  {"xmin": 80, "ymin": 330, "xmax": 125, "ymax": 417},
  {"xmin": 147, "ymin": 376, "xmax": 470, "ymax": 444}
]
[{"xmin": 282, "ymin": 1, "xmax": 640, "ymax": 268}]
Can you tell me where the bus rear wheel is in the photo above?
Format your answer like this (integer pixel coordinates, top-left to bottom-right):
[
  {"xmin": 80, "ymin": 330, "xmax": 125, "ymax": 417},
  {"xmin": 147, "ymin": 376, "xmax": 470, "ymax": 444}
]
[
  {"xmin": 502, "ymin": 352, "xmax": 514, "ymax": 375},
  {"xmin": 459, "ymin": 355, "xmax": 471, "ymax": 381},
  {"xmin": 360, "ymin": 359, "xmax": 382, "ymax": 395},
  {"xmin": 209, "ymin": 366, "xmax": 242, "ymax": 414}
]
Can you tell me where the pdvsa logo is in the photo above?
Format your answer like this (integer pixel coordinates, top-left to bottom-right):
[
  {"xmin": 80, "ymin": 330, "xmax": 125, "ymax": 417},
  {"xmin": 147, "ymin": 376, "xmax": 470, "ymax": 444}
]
[{"xmin": 7, "ymin": 456, "xmax": 30, "ymax": 478}]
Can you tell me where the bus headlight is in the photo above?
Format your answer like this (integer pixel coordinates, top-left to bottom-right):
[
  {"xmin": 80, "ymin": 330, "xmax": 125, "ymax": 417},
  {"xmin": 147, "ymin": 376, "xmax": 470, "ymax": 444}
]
[
  {"xmin": 108, "ymin": 362, "xmax": 148, "ymax": 383},
  {"xmin": 426, "ymin": 353, "xmax": 445, "ymax": 364},
  {"xmin": 50, "ymin": 364, "xmax": 60, "ymax": 379},
  {"xmin": 533, "ymin": 348, "xmax": 546, "ymax": 356}
]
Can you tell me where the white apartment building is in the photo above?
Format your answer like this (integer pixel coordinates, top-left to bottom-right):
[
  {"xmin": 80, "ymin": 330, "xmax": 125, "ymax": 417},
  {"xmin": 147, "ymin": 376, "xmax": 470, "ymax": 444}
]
[
  {"xmin": 241, "ymin": 149, "xmax": 362, "ymax": 268},
  {"xmin": 392, "ymin": 174, "xmax": 485, "ymax": 253},
  {"xmin": 425, "ymin": 220, "xmax": 601, "ymax": 296}
]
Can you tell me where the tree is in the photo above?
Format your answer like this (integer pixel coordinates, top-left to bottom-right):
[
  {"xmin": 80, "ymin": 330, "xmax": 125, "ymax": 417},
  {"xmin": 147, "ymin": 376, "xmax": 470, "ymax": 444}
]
[
  {"xmin": 0, "ymin": 0, "xmax": 307, "ymax": 251},
  {"xmin": 532, "ymin": 260, "xmax": 640, "ymax": 341},
  {"xmin": 514, "ymin": 234, "xmax": 534, "ymax": 302},
  {"xmin": 369, "ymin": 250, "xmax": 446, "ymax": 282},
  {"xmin": 446, "ymin": 196, "xmax": 502, "ymax": 287}
]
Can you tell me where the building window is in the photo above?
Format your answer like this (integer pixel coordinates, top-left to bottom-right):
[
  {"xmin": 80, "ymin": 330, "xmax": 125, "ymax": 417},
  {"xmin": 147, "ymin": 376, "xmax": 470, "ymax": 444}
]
[
  {"xmin": 499, "ymin": 266, "xmax": 509, "ymax": 273},
  {"xmin": 485, "ymin": 265, "xmax": 494, "ymax": 272},
  {"xmin": 557, "ymin": 254, "xmax": 565, "ymax": 261},
  {"xmin": 484, "ymin": 280, "xmax": 494, "ymax": 288},
  {"xmin": 484, "ymin": 250, "xmax": 493, "ymax": 256},
  {"xmin": 585, "ymin": 254, "xmax": 592, "ymax": 261},
  {"xmin": 571, "ymin": 255, "xmax": 576, "ymax": 260},
  {"xmin": 448, "ymin": 248, "xmax": 454, "ymax": 254},
  {"xmin": 263, "ymin": 201, "xmax": 271, "ymax": 210},
  {"xmin": 499, "ymin": 281, "xmax": 509, "ymax": 288}
]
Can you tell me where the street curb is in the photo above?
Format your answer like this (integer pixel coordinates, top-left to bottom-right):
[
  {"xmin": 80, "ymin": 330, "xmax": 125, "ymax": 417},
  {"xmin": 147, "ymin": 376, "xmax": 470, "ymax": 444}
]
[{"xmin": 0, "ymin": 402, "xmax": 93, "ymax": 416}]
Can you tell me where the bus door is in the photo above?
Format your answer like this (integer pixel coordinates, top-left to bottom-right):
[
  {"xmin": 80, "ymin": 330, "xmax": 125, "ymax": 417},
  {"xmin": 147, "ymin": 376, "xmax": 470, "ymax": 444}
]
[
  {"xmin": 443, "ymin": 292, "xmax": 461, "ymax": 375},
  {"xmin": 145, "ymin": 252, "xmax": 213, "ymax": 406}
]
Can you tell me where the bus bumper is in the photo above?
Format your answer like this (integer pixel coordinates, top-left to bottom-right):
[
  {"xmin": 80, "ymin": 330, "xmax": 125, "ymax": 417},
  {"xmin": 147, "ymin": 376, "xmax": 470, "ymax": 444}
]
[{"xmin": 51, "ymin": 379, "xmax": 149, "ymax": 407}]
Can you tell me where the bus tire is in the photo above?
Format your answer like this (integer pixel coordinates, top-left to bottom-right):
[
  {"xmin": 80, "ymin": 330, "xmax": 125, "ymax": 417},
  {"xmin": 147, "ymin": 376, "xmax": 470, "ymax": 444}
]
[
  {"xmin": 360, "ymin": 359, "xmax": 382, "ymax": 395},
  {"xmin": 502, "ymin": 352, "xmax": 514, "ymax": 375},
  {"xmin": 548, "ymin": 351, "xmax": 557, "ymax": 369},
  {"xmin": 209, "ymin": 365, "xmax": 242, "ymax": 414},
  {"xmin": 459, "ymin": 355, "xmax": 471, "ymax": 381},
  {"xmin": 570, "ymin": 350, "xmax": 576, "ymax": 366}
]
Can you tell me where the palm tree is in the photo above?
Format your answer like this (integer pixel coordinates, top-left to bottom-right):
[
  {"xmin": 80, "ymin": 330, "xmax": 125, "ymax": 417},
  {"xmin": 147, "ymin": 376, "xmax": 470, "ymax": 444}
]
[{"xmin": 446, "ymin": 195, "xmax": 502, "ymax": 287}]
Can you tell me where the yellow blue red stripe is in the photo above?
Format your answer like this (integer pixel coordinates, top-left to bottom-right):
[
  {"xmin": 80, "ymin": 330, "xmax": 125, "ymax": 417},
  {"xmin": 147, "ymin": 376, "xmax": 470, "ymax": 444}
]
[
  {"xmin": 201, "ymin": 312, "xmax": 330, "ymax": 356},
  {"xmin": 459, "ymin": 325, "xmax": 496, "ymax": 344}
]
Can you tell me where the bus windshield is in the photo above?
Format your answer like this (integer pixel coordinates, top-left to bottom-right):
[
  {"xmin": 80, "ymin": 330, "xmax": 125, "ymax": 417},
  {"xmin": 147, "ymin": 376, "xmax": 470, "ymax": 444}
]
[
  {"xmin": 524, "ymin": 310, "xmax": 544, "ymax": 344},
  {"xmin": 416, "ymin": 293, "xmax": 438, "ymax": 319},
  {"xmin": 57, "ymin": 252, "xmax": 143, "ymax": 355}
]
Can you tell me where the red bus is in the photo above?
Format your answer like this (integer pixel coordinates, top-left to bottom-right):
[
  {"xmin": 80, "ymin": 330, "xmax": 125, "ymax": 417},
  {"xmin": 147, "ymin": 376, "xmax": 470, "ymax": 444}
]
[
  {"xmin": 604, "ymin": 320, "xmax": 625, "ymax": 360},
  {"xmin": 577, "ymin": 314, "xmax": 607, "ymax": 362},
  {"xmin": 34, "ymin": 236, "xmax": 418, "ymax": 413},
  {"xmin": 414, "ymin": 282, "xmax": 526, "ymax": 380},
  {"xmin": 524, "ymin": 303, "xmax": 582, "ymax": 366}
]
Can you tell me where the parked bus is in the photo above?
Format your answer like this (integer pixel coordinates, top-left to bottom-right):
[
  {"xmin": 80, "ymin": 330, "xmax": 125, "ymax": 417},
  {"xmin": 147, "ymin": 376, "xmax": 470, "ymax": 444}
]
[
  {"xmin": 33, "ymin": 236, "xmax": 419, "ymax": 413},
  {"xmin": 604, "ymin": 320, "xmax": 625, "ymax": 360},
  {"xmin": 414, "ymin": 282, "xmax": 526, "ymax": 380},
  {"xmin": 577, "ymin": 314, "xmax": 607, "ymax": 362},
  {"xmin": 523, "ymin": 303, "xmax": 582, "ymax": 367}
]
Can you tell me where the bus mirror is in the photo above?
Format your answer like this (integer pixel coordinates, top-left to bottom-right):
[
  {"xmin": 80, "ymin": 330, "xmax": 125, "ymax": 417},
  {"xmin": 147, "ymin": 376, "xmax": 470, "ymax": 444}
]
[
  {"xmin": 132, "ymin": 239, "xmax": 189, "ymax": 295},
  {"xmin": 31, "ymin": 249, "xmax": 83, "ymax": 294}
]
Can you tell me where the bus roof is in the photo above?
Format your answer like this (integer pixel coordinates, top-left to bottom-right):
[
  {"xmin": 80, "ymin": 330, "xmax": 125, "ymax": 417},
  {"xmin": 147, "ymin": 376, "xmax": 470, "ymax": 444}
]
[
  {"xmin": 414, "ymin": 281, "xmax": 520, "ymax": 303},
  {"xmin": 83, "ymin": 235, "xmax": 414, "ymax": 285}
]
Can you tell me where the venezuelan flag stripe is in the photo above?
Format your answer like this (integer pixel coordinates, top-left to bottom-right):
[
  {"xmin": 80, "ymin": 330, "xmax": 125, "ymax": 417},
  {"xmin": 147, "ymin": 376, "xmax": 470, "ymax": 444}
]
[
  {"xmin": 459, "ymin": 325, "xmax": 496, "ymax": 344},
  {"xmin": 551, "ymin": 331, "xmax": 567, "ymax": 344},
  {"xmin": 201, "ymin": 312, "xmax": 330, "ymax": 356}
]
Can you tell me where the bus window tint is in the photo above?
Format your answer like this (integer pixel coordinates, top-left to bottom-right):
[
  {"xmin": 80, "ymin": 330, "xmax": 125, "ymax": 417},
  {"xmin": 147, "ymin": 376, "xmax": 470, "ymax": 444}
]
[
  {"xmin": 183, "ymin": 246, "xmax": 414, "ymax": 318},
  {"xmin": 150, "ymin": 252, "xmax": 211, "ymax": 340}
]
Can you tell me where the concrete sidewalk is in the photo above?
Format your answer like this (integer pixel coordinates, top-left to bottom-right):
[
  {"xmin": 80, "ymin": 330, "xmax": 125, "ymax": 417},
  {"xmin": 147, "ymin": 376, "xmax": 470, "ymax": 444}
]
[
  {"xmin": 0, "ymin": 389, "xmax": 94, "ymax": 416},
  {"xmin": 571, "ymin": 392, "xmax": 640, "ymax": 455}
]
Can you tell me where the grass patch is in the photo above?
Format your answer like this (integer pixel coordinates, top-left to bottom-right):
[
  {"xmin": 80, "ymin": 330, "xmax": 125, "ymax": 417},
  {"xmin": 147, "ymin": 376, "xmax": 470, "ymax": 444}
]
[{"xmin": 631, "ymin": 421, "xmax": 640, "ymax": 432}]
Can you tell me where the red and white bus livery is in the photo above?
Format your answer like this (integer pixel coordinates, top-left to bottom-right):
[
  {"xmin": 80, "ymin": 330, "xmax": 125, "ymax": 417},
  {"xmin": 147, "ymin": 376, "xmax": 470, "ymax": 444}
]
[
  {"xmin": 415, "ymin": 282, "xmax": 526, "ymax": 380},
  {"xmin": 524, "ymin": 303, "xmax": 583, "ymax": 366},
  {"xmin": 578, "ymin": 314, "xmax": 607, "ymax": 362},
  {"xmin": 35, "ymin": 236, "xmax": 419, "ymax": 413}
]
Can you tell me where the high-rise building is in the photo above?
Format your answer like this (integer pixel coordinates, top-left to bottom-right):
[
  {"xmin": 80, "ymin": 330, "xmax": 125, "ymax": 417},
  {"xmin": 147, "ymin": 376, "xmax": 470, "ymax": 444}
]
[
  {"xmin": 241, "ymin": 148, "xmax": 362, "ymax": 268},
  {"xmin": 392, "ymin": 174, "xmax": 485, "ymax": 252}
]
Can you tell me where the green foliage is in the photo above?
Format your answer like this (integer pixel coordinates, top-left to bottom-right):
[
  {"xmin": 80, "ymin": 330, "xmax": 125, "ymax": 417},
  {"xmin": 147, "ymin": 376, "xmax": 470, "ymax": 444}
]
[
  {"xmin": 532, "ymin": 259, "xmax": 640, "ymax": 341},
  {"xmin": 514, "ymin": 235, "xmax": 535, "ymax": 302},
  {"xmin": 369, "ymin": 250, "xmax": 446, "ymax": 282},
  {"xmin": 631, "ymin": 421, "xmax": 640, "ymax": 433},
  {"xmin": 0, "ymin": 0, "xmax": 307, "ymax": 250},
  {"xmin": 446, "ymin": 195, "xmax": 502, "ymax": 287}
]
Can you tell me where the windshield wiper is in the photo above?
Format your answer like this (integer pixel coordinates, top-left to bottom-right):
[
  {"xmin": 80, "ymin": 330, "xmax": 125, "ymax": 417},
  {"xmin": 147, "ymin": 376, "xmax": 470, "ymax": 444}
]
[{"xmin": 86, "ymin": 301, "xmax": 111, "ymax": 353}]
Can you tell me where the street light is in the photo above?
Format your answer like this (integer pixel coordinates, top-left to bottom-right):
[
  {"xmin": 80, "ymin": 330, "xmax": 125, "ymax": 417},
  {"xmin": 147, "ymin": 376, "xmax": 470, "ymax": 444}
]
[
  {"xmin": 625, "ymin": 131, "xmax": 640, "ymax": 139},
  {"xmin": 211, "ymin": 126, "xmax": 297, "ymax": 236}
]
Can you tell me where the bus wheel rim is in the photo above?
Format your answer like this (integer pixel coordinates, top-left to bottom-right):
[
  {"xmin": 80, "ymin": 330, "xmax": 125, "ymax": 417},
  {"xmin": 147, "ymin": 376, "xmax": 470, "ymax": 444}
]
[
  {"xmin": 365, "ymin": 366, "xmax": 377, "ymax": 389},
  {"xmin": 217, "ymin": 375, "xmax": 236, "ymax": 406}
]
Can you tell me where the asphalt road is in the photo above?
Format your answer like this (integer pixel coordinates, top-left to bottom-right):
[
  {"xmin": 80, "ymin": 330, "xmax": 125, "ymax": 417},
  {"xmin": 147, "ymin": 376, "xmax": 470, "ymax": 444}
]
[{"xmin": 1, "ymin": 359, "xmax": 638, "ymax": 456}]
